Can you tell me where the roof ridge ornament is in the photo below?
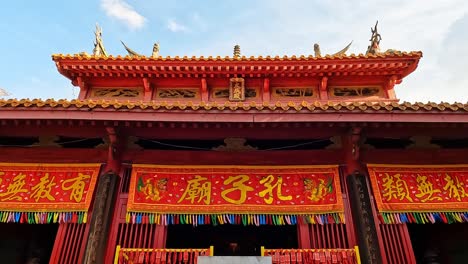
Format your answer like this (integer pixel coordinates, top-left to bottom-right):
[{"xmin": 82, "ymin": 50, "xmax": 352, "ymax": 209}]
[
  {"xmin": 121, "ymin": 41, "xmax": 142, "ymax": 57},
  {"xmin": 152, "ymin": 42, "xmax": 160, "ymax": 58},
  {"xmin": 120, "ymin": 41, "xmax": 160, "ymax": 58},
  {"xmin": 366, "ymin": 21, "xmax": 382, "ymax": 55},
  {"xmin": 314, "ymin": 41, "xmax": 352, "ymax": 57},
  {"xmin": 233, "ymin": 44, "xmax": 241, "ymax": 58},
  {"xmin": 93, "ymin": 23, "xmax": 108, "ymax": 57}
]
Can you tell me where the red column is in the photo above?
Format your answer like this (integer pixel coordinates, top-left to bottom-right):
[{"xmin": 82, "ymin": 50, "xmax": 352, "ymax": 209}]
[{"xmin": 297, "ymin": 224, "xmax": 311, "ymax": 248}]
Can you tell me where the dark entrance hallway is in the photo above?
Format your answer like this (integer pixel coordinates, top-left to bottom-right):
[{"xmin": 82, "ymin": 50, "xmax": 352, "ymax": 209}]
[
  {"xmin": 166, "ymin": 225, "xmax": 298, "ymax": 256},
  {"xmin": 408, "ymin": 223, "xmax": 468, "ymax": 264},
  {"xmin": 0, "ymin": 223, "xmax": 58, "ymax": 264}
]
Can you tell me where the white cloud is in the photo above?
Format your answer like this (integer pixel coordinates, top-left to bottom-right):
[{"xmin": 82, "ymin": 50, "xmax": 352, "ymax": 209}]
[
  {"xmin": 167, "ymin": 19, "xmax": 188, "ymax": 32},
  {"xmin": 101, "ymin": 0, "xmax": 146, "ymax": 30}
]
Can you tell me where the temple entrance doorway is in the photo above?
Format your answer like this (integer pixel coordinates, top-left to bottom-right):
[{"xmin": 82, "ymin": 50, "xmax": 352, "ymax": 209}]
[
  {"xmin": 166, "ymin": 225, "xmax": 298, "ymax": 256},
  {"xmin": 408, "ymin": 223, "xmax": 468, "ymax": 264},
  {"xmin": 0, "ymin": 223, "xmax": 58, "ymax": 264}
]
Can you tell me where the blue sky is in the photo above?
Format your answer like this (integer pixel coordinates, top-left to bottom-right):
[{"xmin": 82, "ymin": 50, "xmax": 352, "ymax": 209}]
[{"xmin": 0, "ymin": 0, "xmax": 467, "ymax": 102}]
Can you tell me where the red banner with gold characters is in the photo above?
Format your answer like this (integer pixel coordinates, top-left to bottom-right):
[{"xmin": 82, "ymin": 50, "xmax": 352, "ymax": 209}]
[
  {"xmin": 0, "ymin": 163, "xmax": 101, "ymax": 224},
  {"xmin": 127, "ymin": 165, "xmax": 344, "ymax": 225},
  {"xmin": 368, "ymin": 164, "xmax": 468, "ymax": 224}
]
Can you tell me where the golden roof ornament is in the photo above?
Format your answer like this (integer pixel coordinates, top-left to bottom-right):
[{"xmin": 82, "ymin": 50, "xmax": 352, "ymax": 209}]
[
  {"xmin": 151, "ymin": 42, "xmax": 160, "ymax": 58},
  {"xmin": 93, "ymin": 23, "xmax": 108, "ymax": 57},
  {"xmin": 314, "ymin": 44, "xmax": 322, "ymax": 57},
  {"xmin": 366, "ymin": 21, "xmax": 382, "ymax": 55},
  {"xmin": 120, "ymin": 41, "xmax": 160, "ymax": 57},
  {"xmin": 233, "ymin": 45, "xmax": 241, "ymax": 58},
  {"xmin": 121, "ymin": 41, "xmax": 142, "ymax": 57},
  {"xmin": 314, "ymin": 42, "xmax": 352, "ymax": 57}
]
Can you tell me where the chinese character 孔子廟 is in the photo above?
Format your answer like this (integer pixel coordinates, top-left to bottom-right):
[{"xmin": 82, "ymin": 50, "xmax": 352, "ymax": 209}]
[
  {"xmin": 221, "ymin": 175, "xmax": 254, "ymax": 205},
  {"xmin": 177, "ymin": 175, "xmax": 211, "ymax": 205},
  {"xmin": 259, "ymin": 175, "xmax": 292, "ymax": 204}
]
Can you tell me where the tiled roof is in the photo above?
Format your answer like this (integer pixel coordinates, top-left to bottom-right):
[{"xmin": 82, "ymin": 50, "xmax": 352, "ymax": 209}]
[
  {"xmin": 0, "ymin": 99, "xmax": 466, "ymax": 112},
  {"xmin": 52, "ymin": 51, "xmax": 422, "ymax": 61}
]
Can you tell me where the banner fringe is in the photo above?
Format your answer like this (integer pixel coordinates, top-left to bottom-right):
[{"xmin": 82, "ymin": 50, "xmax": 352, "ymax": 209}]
[
  {"xmin": 0, "ymin": 211, "xmax": 88, "ymax": 224},
  {"xmin": 379, "ymin": 212, "xmax": 468, "ymax": 224},
  {"xmin": 125, "ymin": 212, "xmax": 345, "ymax": 225}
]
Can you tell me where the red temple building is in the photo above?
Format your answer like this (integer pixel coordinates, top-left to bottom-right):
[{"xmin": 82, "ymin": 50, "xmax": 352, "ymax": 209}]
[{"xmin": 0, "ymin": 23, "xmax": 467, "ymax": 264}]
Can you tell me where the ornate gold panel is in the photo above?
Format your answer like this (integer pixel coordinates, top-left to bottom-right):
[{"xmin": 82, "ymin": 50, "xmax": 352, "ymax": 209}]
[
  {"xmin": 330, "ymin": 86, "xmax": 382, "ymax": 97},
  {"xmin": 229, "ymin": 78, "xmax": 245, "ymax": 101},
  {"xmin": 90, "ymin": 88, "xmax": 143, "ymax": 99},
  {"xmin": 272, "ymin": 87, "xmax": 316, "ymax": 98},
  {"xmin": 156, "ymin": 88, "xmax": 199, "ymax": 99}
]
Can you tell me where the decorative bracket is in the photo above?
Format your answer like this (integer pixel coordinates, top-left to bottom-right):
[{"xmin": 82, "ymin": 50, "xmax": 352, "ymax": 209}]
[
  {"xmin": 263, "ymin": 78, "xmax": 270, "ymax": 103},
  {"xmin": 201, "ymin": 78, "xmax": 208, "ymax": 102},
  {"xmin": 319, "ymin": 76, "xmax": 328, "ymax": 100},
  {"xmin": 384, "ymin": 75, "xmax": 400, "ymax": 91},
  {"xmin": 142, "ymin": 77, "xmax": 152, "ymax": 100},
  {"xmin": 76, "ymin": 77, "xmax": 88, "ymax": 100}
]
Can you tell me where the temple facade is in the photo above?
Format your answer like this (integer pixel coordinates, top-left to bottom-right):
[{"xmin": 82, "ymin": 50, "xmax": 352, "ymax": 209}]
[{"xmin": 0, "ymin": 24, "xmax": 467, "ymax": 264}]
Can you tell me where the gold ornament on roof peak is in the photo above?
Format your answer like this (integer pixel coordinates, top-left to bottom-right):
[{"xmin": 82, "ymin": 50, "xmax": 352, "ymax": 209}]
[
  {"xmin": 313, "ymin": 41, "xmax": 352, "ymax": 57},
  {"xmin": 366, "ymin": 21, "xmax": 382, "ymax": 55},
  {"xmin": 93, "ymin": 23, "xmax": 108, "ymax": 57},
  {"xmin": 233, "ymin": 45, "xmax": 241, "ymax": 58}
]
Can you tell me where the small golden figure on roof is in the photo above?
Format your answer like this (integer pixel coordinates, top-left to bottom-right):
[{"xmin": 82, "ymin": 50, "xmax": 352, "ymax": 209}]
[
  {"xmin": 93, "ymin": 23, "xmax": 108, "ymax": 57},
  {"xmin": 233, "ymin": 45, "xmax": 241, "ymax": 58},
  {"xmin": 366, "ymin": 21, "xmax": 382, "ymax": 55},
  {"xmin": 151, "ymin": 42, "xmax": 160, "ymax": 57}
]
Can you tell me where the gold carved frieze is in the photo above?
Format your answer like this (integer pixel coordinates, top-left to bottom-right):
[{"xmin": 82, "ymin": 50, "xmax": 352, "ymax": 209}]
[
  {"xmin": 329, "ymin": 86, "xmax": 382, "ymax": 98},
  {"xmin": 229, "ymin": 78, "xmax": 245, "ymax": 101},
  {"xmin": 90, "ymin": 87, "xmax": 143, "ymax": 99},
  {"xmin": 272, "ymin": 87, "xmax": 316, "ymax": 98},
  {"xmin": 155, "ymin": 88, "xmax": 199, "ymax": 99}
]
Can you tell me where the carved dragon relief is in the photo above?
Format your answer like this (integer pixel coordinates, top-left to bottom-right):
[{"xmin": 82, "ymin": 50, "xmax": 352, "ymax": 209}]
[
  {"xmin": 274, "ymin": 88, "xmax": 314, "ymax": 97},
  {"xmin": 156, "ymin": 89, "xmax": 198, "ymax": 99},
  {"xmin": 331, "ymin": 87, "xmax": 381, "ymax": 97},
  {"xmin": 314, "ymin": 41, "xmax": 353, "ymax": 57},
  {"xmin": 121, "ymin": 41, "xmax": 160, "ymax": 57}
]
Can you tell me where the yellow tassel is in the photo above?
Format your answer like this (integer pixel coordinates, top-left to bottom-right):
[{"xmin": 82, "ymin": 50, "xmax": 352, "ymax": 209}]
[
  {"xmin": 83, "ymin": 212, "xmax": 88, "ymax": 224},
  {"xmin": 126, "ymin": 213, "xmax": 131, "ymax": 223},
  {"xmin": 309, "ymin": 215, "xmax": 316, "ymax": 224},
  {"xmin": 53, "ymin": 212, "xmax": 59, "ymax": 223},
  {"xmin": 453, "ymin": 213, "xmax": 462, "ymax": 222}
]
